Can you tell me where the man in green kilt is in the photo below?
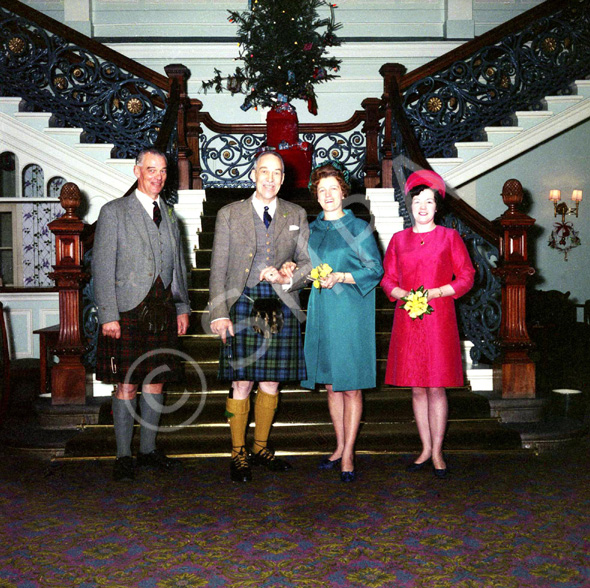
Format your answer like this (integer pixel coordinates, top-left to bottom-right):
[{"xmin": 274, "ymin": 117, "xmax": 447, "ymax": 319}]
[
  {"xmin": 208, "ymin": 151, "xmax": 311, "ymax": 482},
  {"xmin": 93, "ymin": 148, "xmax": 191, "ymax": 481}
]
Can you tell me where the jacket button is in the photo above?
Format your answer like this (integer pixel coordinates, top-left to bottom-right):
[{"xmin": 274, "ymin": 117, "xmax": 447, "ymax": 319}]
[{"xmin": 245, "ymin": 268, "xmax": 249, "ymax": 273}]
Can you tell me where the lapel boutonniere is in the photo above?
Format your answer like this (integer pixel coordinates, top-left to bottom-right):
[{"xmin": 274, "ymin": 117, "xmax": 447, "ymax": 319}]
[{"xmin": 167, "ymin": 206, "xmax": 176, "ymax": 224}]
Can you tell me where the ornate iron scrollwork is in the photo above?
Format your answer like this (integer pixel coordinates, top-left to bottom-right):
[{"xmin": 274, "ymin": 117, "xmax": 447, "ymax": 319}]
[
  {"xmin": 441, "ymin": 214, "xmax": 501, "ymax": 364},
  {"xmin": 199, "ymin": 132, "xmax": 265, "ymax": 188},
  {"xmin": 402, "ymin": 0, "xmax": 590, "ymax": 157},
  {"xmin": 81, "ymin": 248, "xmax": 98, "ymax": 369},
  {"xmin": 0, "ymin": 6, "xmax": 169, "ymax": 158},
  {"xmin": 199, "ymin": 126, "xmax": 367, "ymax": 188}
]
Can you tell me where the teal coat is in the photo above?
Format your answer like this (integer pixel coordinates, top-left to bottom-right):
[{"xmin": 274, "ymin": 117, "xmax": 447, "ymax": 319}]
[{"xmin": 302, "ymin": 210, "xmax": 383, "ymax": 391}]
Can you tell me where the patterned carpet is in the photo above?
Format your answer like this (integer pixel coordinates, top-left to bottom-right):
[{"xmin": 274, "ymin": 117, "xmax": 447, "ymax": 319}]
[{"xmin": 1, "ymin": 442, "xmax": 589, "ymax": 588}]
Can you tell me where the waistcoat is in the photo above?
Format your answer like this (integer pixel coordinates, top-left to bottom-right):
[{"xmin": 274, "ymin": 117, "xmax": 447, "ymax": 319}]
[
  {"xmin": 246, "ymin": 206, "xmax": 276, "ymax": 288},
  {"xmin": 143, "ymin": 207, "xmax": 175, "ymax": 288}
]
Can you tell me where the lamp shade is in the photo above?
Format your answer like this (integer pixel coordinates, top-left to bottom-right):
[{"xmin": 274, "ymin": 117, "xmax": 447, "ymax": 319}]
[
  {"xmin": 549, "ymin": 189, "xmax": 561, "ymax": 202},
  {"xmin": 572, "ymin": 189, "xmax": 583, "ymax": 203}
]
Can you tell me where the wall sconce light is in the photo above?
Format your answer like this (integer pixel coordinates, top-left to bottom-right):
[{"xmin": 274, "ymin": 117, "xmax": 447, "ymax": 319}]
[
  {"xmin": 549, "ymin": 189, "xmax": 583, "ymax": 222},
  {"xmin": 548, "ymin": 189, "xmax": 583, "ymax": 261}
]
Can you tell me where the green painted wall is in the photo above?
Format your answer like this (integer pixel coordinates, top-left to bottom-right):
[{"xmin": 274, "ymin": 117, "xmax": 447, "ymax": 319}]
[{"xmin": 461, "ymin": 119, "xmax": 590, "ymax": 307}]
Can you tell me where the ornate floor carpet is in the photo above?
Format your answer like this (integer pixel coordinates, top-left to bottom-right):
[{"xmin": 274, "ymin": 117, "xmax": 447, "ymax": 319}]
[{"xmin": 1, "ymin": 442, "xmax": 589, "ymax": 588}]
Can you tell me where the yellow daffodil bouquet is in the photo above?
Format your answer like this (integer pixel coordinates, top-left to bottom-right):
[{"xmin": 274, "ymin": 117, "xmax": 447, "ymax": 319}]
[
  {"xmin": 401, "ymin": 286, "xmax": 434, "ymax": 320},
  {"xmin": 309, "ymin": 263, "xmax": 333, "ymax": 290}
]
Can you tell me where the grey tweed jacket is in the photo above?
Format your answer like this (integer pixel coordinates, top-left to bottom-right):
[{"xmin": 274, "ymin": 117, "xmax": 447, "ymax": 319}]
[
  {"xmin": 92, "ymin": 191, "xmax": 191, "ymax": 325},
  {"xmin": 207, "ymin": 195, "xmax": 312, "ymax": 323}
]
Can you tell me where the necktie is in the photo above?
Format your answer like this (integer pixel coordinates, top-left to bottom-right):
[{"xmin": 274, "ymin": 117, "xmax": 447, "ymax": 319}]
[
  {"xmin": 263, "ymin": 206, "xmax": 272, "ymax": 229},
  {"xmin": 153, "ymin": 201, "xmax": 162, "ymax": 228}
]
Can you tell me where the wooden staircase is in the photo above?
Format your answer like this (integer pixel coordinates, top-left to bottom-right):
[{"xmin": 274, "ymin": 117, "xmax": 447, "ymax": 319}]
[{"xmin": 59, "ymin": 189, "xmax": 524, "ymax": 460}]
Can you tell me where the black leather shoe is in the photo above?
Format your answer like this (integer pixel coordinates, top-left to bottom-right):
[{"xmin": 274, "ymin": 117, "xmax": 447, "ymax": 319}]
[
  {"xmin": 434, "ymin": 467, "xmax": 448, "ymax": 479},
  {"xmin": 319, "ymin": 456, "xmax": 342, "ymax": 471},
  {"xmin": 406, "ymin": 458, "xmax": 432, "ymax": 472},
  {"xmin": 230, "ymin": 448, "xmax": 252, "ymax": 483},
  {"xmin": 340, "ymin": 470, "xmax": 356, "ymax": 483},
  {"xmin": 136, "ymin": 449, "xmax": 180, "ymax": 470},
  {"xmin": 113, "ymin": 456, "xmax": 134, "ymax": 481},
  {"xmin": 250, "ymin": 447, "xmax": 292, "ymax": 472}
]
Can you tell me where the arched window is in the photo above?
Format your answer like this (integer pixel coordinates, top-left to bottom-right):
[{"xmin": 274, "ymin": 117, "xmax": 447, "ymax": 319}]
[
  {"xmin": 22, "ymin": 164, "xmax": 44, "ymax": 199},
  {"xmin": 0, "ymin": 152, "xmax": 17, "ymax": 198},
  {"xmin": 48, "ymin": 176, "xmax": 67, "ymax": 199}
]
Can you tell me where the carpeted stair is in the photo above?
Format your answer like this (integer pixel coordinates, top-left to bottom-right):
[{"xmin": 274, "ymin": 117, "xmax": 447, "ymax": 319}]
[{"xmin": 59, "ymin": 187, "xmax": 525, "ymax": 460}]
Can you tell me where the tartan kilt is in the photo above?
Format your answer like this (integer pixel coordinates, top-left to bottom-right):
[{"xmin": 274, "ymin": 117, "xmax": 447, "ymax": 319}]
[
  {"xmin": 95, "ymin": 278, "xmax": 183, "ymax": 385},
  {"xmin": 218, "ymin": 282, "xmax": 306, "ymax": 382}
]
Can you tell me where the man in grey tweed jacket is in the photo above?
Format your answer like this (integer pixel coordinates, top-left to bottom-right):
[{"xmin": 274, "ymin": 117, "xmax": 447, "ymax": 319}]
[
  {"xmin": 208, "ymin": 151, "xmax": 311, "ymax": 482},
  {"xmin": 93, "ymin": 148, "xmax": 190, "ymax": 482}
]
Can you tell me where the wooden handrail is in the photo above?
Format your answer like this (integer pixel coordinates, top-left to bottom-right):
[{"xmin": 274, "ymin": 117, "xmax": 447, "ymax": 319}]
[
  {"xmin": 401, "ymin": 0, "xmax": 566, "ymax": 90},
  {"xmin": 193, "ymin": 106, "xmax": 366, "ymax": 135},
  {"xmin": 0, "ymin": 0, "xmax": 170, "ymax": 91}
]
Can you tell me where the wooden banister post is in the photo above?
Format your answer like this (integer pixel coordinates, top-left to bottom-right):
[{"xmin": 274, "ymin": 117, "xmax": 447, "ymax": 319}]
[
  {"xmin": 47, "ymin": 183, "xmax": 88, "ymax": 405},
  {"xmin": 187, "ymin": 99, "xmax": 204, "ymax": 190},
  {"xmin": 378, "ymin": 63, "xmax": 407, "ymax": 189},
  {"xmin": 361, "ymin": 97, "xmax": 382, "ymax": 188},
  {"xmin": 492, "ymin": 179, "xmax": 536, "ymax": 398},
  {"xmin": 164, "ymin": 64, "xmax": 192, "ymax": 190}
]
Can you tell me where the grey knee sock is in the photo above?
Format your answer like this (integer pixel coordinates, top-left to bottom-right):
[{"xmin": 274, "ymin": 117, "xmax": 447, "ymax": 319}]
[
  {"xmin": 112, "ymin": 396, "xmax": 137, "ymax": 458},
  {"xmin": 139, "ymin": 392, "xmax": 164, "ymax": 454}
]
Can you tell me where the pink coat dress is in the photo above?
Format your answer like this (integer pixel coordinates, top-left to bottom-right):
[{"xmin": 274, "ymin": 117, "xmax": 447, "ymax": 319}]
[{"xmin": 381, "ymin": 225, "xmax": 475, "ymax": 388}]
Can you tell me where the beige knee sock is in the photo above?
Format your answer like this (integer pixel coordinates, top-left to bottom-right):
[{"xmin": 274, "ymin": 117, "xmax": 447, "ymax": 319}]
[
  {"xmin": 226, "ymin": 397, "xmax": 250, "ymax": 458},
  {"xmin": 253, "ymin": 389, "xmax": 278, "ymax": 454}
]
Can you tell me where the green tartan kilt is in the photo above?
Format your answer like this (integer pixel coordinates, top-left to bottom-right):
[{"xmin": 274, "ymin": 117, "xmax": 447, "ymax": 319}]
[{"xmin": 218, "ymin": 282, "xmax": 306, "ymax": 382}]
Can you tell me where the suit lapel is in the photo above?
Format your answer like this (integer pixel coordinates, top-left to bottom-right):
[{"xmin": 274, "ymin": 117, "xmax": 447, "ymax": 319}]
[
  {"xmin": 273, "ymin": 198, "xmax": 289, "ymax": 240},
  {"xmin": 126, "ymin": 192, "xmax": 152, "ymax": 252}
]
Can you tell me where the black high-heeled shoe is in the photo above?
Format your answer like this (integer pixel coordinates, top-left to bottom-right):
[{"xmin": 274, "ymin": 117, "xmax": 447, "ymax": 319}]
[
  {"xmin": 406, "ymin": 457, "xmax": 432, "ymax": 473},
  {"xmin": 433, "ymin": 467, "xmax": 448, "ymax": 479},
  {"xmin": 319, "ymin": 456, "xmax": 342, "ymax": 471}
]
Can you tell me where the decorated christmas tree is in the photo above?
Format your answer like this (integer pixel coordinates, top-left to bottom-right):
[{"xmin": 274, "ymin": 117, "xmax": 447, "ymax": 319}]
[{"xmin": 202, "ymin": 0, "xmax": 342, "ymax": 115}]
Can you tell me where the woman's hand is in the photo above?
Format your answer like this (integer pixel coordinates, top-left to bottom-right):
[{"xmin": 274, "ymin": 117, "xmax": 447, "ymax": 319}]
[
  {"xmin": 391, "ymin": 287, "xmax": 409, "ymax": 301},
  {"xmin": 320, "ymin": 272, "xmax": 343, "ymax": 289},
  {"xmin": 279, "ymin": 261, "xmax": 297, "ymax": 279}
]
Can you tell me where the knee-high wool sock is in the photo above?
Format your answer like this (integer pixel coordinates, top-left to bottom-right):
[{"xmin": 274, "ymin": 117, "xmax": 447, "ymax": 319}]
[
  {"xmin": 112, "ymin": 396, "xmax": 137, "ymax": 458},
  {"xmin": 253, "ymin": 389, "xmax": 278, "ymax": 454},
  {"xmin": 139, "ymin": 392, "xmax": 164, "ymax": 454},
  {"xmin": 226, "ymin": 397, "xmax": 250, "ymax": 458}
]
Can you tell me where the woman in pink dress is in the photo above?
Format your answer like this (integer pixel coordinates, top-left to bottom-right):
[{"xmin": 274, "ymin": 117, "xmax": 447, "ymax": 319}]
[{"xmin": 381, "ymin": 170, "xmax": 475, "ymax": 478}]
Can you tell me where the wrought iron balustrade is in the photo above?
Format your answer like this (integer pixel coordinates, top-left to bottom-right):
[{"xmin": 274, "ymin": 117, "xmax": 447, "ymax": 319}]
[
  {"xmin": 0, "ymin": 1, "xmax": 171, "ymax": 159},
  {"xmin": 401, "ymin": 0, "xmax": 590, "ymax": 157}
]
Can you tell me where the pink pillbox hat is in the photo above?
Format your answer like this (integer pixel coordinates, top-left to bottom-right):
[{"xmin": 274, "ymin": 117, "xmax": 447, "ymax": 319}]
[{"xmin": 404, "ymin": 170, "xmax": 446, "ymax": 198}]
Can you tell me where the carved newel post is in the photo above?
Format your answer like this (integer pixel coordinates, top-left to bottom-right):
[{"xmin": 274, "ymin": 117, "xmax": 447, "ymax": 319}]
[
  {"xmin": 492, "ymin": 179, "xmax": 536, "ymax": 398},
  {"xmin": 48, "ymin": 183, "xmax": 88, "ymax": 405}
]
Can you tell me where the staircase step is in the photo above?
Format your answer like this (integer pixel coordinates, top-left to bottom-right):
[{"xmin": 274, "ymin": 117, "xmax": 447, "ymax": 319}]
[
  {"xmin": 13, "ymin": 112, "xmax": 52, "ymax": 131},
  {"xmin": 428, "ymin": 157, "xmax": 463, "ymax": 175},
  {"xmin": 484, "ymin": 126, "xmax": 524, "ymax": 145},
  {"xmin": 514, "ymin": 110, "xmax": 554, "ymax": 130},
  {"xmin": 91, "ymin": 388, "xmax": 493, "ymax": 428},
  {"xmin": 454, "ymin": 141, "xmax": 494, "ymax": 162},
  {"xmin": 62, "ymin": 416, "xmax": 521, "ymax": 459},
  {"xmin": 104, "ymin": 158, "xmax": 136, "ymax": 178},
  {"xmin": 543, "ymin": 95, "xmax": 584, "ymax": 114},
  {"xmin": 43, "ymin": 127, "xmax": 84, "ymax": 146},
  {"xmin": 74, "ymin": 143, "xmax": 115, "ymax": 161},
  {"xmin": 574, "ymin": 79, "xmax": 590, "ymax": 99},
  {"xmin": 0, "ymin": 97, "xmax": 21, "ymax": 115}
]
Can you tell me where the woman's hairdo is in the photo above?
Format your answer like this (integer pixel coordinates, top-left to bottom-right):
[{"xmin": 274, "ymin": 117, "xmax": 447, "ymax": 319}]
[{"xmin": 308, "ymin": 160, "xmax": 351, "ymax": 199}]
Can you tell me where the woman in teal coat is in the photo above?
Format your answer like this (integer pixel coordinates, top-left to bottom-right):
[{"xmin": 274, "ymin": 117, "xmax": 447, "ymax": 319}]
[{"xmin": 285, "ymin": 161, "xmax": 382, "ymax": 482}]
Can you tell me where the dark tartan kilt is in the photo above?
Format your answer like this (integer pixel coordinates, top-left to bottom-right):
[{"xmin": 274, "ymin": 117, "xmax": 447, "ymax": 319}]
[
  {"xmin": 218, "ymin": 282, "xmax": 306, "ymax": 383},
  {"xmin": 95, "ymin": 278, "xmax": 183, "ymax": 385}
]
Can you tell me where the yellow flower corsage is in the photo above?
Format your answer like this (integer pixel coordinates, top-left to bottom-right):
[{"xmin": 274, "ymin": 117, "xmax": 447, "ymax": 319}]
[
  {"xmin": 309, "ymin": 263, "xmax": 333, "ymax": 289},
  {"xmin": 401, "ymin": 286, "xmax": 434, "ymax": 320}
]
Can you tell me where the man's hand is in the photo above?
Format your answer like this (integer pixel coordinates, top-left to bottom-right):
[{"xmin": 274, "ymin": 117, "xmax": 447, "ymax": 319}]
[
  {"xmin": 210, "ymin": 318, "xmax": 234, "ymax": 344},
  {"xmin": 279, "ymin": 261, "xmax": 297, "ymax": 279},
  {"xmin": 177, "ymin": 313, "xmax": 189, "ymax": 336},
  {"xmin": 102, "ymin": 321, "xmax": 121, "ymax": 339},
  {"xmin": 260, "ymin": 266, "xmax": 290, "ymax": 285}
]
